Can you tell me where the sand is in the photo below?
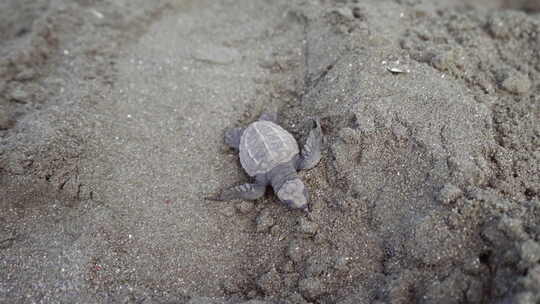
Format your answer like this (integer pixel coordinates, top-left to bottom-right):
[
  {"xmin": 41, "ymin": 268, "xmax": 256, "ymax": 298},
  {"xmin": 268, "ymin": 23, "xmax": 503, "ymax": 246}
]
[{"xmin": 1, "ymin": 0, "xmax": 539, "ymax": 303}]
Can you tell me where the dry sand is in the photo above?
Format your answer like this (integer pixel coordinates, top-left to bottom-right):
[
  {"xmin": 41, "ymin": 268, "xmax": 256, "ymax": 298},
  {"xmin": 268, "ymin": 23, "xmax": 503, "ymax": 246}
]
[{"xmin": 1, "ymin": 0, "xmax": 539, "ymax": 303}]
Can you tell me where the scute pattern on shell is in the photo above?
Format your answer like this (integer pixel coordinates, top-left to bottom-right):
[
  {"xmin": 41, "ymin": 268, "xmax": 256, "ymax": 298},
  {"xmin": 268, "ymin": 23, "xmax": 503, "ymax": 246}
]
[{"xmin": 239, "ymin": 121, "xmax": 299, "ymax": 176}]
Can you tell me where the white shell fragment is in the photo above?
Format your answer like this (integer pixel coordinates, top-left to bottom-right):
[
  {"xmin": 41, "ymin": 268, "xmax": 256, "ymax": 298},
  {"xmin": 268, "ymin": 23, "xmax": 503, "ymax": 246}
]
[
  {"xmin": 384, "ymin": 59, "xmax": 410, "ymax": 74},
  {"xmin": 90, "ymin": 9, "xmax": 104, "ymax": 19},
  {"xmin": 387, "ymin": 67, "xmax": 409, "ymax": 74}
]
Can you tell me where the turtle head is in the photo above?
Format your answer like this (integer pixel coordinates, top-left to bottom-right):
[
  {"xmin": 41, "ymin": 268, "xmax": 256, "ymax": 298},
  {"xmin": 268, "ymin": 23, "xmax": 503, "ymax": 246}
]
[{"xmin": 276, "ymin": 178, "xmax": 309, "ymax": 210}]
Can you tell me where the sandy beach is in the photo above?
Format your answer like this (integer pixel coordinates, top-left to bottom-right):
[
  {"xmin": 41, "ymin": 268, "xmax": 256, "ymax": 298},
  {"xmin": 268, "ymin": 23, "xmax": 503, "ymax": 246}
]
[{"xmin": 1, "ymin": 0, "xmax": 539, "ymax": 303}]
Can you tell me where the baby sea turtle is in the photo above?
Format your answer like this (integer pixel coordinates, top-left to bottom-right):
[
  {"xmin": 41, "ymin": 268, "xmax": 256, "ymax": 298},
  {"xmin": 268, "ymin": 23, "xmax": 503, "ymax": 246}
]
[{"xmin": 214, "ymin": 112, "xmax": 323, "ymax": 210}]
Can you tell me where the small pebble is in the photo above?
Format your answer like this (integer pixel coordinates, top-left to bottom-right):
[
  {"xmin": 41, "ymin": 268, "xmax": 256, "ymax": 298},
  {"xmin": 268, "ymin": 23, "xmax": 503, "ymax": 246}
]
[
  {"xmin": 522, "ymin": 265, "xmax": 540, "ymax": 289},
  {"xmin": 305, "ymin": 256, "xmax": 329, "ymax": 277},
  {"xmin": 242, "ymin": 300, "xmax": 272, "ymax": 304},
  {"xmin": 487, "ymin": 15, "xmax": 510, "ymax": 39},
  {"xmin": 222, "ymin": 280, "xmax": 240, "ymax": 293},
  {"xmin": 9, "ymin": 87, "xmax": 30, "ymax": 103},
  {"xmin": 437, "ymin": 184, "xmax": 462, "ymax": 205},
  {"xmin": 462, "ymin": 257, "xmax": 482, "ymax": 275},
  {"xmin": 297, "ymin": 217, "xmax": 318, "ymax": 235},
  {"xmin": 338, "ymin": 127, "xmax": 361, "ymax": 144},
  {"xmin": 298, "ymin": 277, "xmax": 325, "ymax": 299},
  {"xmin": 465, "ymin": 280, "xmax": 484, "ymax": 304},
  {"xmin": 520, "ymin": 240, "xmax": 540, "ymax": 264},
  {"xmin": 498, "ymin": 216, "xmax": 527, "ymax": 241},
  {"xmin": 514, "ymin": 292, "xmax": 535, "ymax": 304},
  {"xmin": 256, "ymin": 267, "xmax": 282, "ymax": 294},
  {"xmin": 334, "ymin": 256, "xmax": 349, "ymax": 271},
  {"xmin": 392, "ymin": 123, "xmax": 408, "ymax": 140},
  {"xmin": 0, "ymin": 108, "xmax": 13, "ymax": 130},
  {"xmin": 352, "ymin": 7, "xmax": 363, "ymax": 19},
  {"xmin": 279, "ymin": 260, "xmax": 294, "ymax": 273},
  {"xmin": 187, "ymin": 297, "xmax": 218, "ymax": 304},
  {"xmin": 270, "ymin": 225, "xmax": 281, "ymax": 237},
  {"xmin": 287, "ymin": 292, "xmax": 309, "ymax": 304},
  {"xmin": 500, "ymin": 72, "xmax": 531, "ymax": 95},
  {"xmin": 192, "ymin": 45, "xmax": 239, "ymax": 65},
  {"xmin": 333, "ymin": 7, "xmax": 354, "ymax": 19},
  {"xmin": 256, "ymin": 209, "xmax": 274, "ymax": 232},
  {"xmin": 430, "ymin": 48, "xmax": 464, "ymax": 72},
  {"xmin": 15, "ymin": 68, "xmax": 36, "ymax": 81},
  {"xmin": 220, "ymin": 205, "xmax": 236, "ymax": 217},
  {"xmin": 287, "ymin": 239, "xmax": 304, "ymax": 263},
  {"xmin": 247, "ymin": 290, "xmax": 258, "ymax": 298},
  {"xmin": 236, "ymin": 201, "xmax": 254, "ymax": 214}
]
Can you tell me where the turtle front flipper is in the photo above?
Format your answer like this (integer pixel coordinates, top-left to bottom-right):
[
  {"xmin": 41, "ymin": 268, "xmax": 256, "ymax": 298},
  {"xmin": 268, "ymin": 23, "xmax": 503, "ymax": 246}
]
[
  {"xmin": 298, "ymin": 118, "xmax": 323, "ymax": 171},
  {"xmin": 215, "ymin": 183, "xmax": 266, "ymax": 201},
  {"xmin": 224, "ymin": 127, "xmax": 245, "ymax": 149}
]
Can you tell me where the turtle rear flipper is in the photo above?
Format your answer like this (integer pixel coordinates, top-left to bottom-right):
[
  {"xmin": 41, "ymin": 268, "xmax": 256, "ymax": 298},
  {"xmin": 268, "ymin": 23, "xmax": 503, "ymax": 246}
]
[
  {"xmin": 214, "ymin": 183, "xmax": 266, "ymax": 201},
  {"xmin": 298, "ymin": 118, "xmax": 323, "ymax": 170}
]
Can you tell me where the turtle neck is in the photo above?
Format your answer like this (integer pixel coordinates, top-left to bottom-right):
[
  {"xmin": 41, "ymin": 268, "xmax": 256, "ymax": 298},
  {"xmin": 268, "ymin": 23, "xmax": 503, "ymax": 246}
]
[{"xmin": 268, "ymin": 158, "xmax": 299, "ymax": 192}]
